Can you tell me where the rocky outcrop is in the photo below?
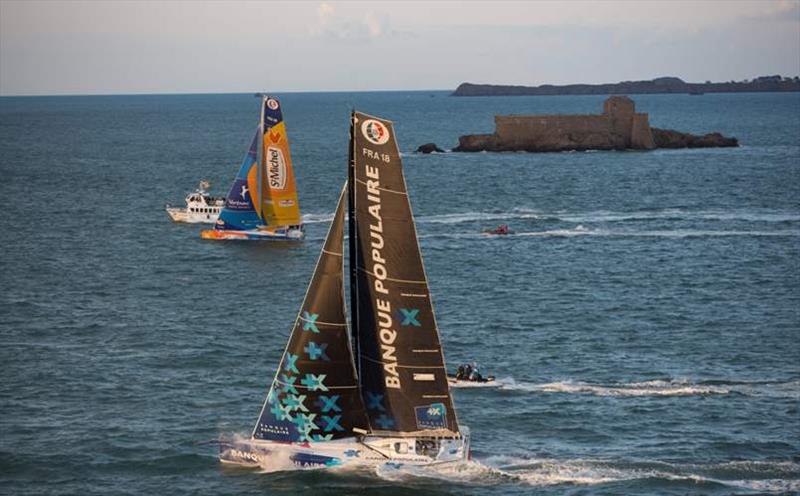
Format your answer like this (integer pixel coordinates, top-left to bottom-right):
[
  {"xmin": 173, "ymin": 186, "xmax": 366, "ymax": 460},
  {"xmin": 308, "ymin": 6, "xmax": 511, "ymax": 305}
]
[
  {"xmin": 416, "ymin": 143, "xmax": 445, "ymax": 154},
  {"xmin": 651, "ymin": 128, "xmax": 738, "ymax": 148},
  {"xmin": 452, "ymin": 135, "xmax": 499, "ymax": 152},
  {"xmin": 452, "ymin": 75, "xmax": 800, "ymax": 97},
  {"xmin": 451, "ymin": 96, "xmax": 737, "ymax": 153}
]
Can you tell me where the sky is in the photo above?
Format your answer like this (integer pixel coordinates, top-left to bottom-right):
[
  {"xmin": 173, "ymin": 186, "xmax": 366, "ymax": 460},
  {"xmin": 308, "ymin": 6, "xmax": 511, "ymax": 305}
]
[{"xmin": 1, "ymin": 0, "xmax": 799, "ymax": 96}]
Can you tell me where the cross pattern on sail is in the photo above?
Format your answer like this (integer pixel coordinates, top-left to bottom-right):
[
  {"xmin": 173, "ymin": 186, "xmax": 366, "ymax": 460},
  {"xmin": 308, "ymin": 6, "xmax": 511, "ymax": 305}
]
[{"xmin": 253, "ymin": 186, "xmax": 368, "ymax": 443}]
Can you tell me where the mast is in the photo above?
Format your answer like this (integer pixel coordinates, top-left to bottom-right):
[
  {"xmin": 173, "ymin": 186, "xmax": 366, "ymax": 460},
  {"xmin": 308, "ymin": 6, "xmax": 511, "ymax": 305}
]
[
  {"xmin": 349, "ymin": 111, "xmax": 460, "ymax": 437},
  {"xmin": 347, "ymin": 112, "xmax": 362, "ymax": 385},
  {"xmin": 252, "ymin": 184, "xmax": 368, "ymax": 442}
]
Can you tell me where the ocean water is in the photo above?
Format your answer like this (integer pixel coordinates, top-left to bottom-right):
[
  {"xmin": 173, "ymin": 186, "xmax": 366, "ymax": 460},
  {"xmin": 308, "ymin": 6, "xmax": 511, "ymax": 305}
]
[{"xmin": 1, "ymin": 91, "xmax": 798, "ymax": 495}]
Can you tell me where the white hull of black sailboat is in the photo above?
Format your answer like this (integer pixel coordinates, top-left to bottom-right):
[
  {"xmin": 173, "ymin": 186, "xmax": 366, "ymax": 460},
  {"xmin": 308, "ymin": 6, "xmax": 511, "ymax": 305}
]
[{"xmin": 219, "ymin": 427, "xmax": 470, "ymax": 470}]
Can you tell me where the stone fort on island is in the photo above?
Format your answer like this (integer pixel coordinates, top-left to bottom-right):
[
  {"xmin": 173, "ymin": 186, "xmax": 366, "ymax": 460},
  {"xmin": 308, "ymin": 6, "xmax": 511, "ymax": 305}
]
[{"xmin": 455, "ymin": 96, "xmax": 656, "ymax": 152}]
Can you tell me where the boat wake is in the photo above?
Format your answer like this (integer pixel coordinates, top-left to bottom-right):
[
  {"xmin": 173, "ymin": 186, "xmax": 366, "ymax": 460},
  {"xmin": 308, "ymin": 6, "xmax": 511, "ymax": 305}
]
[
  {"xmin": 413, "ymin": 207, "xmax": 800, "ymax": 226},
  {"xmin": 478, "ymin": 456, "xmax": 800, "ymax": 492},
  {"xmin": 371, "ymin": 455, "xmax": 800, "ymax": 492},
  {"xmin": 497, "ymin": 378, "xmax": 800, "ymax": 398},
  {"xmin": 416, "ymin": 208, "xmax": 549, "ymax": 225},
  {"xmin": 219, "ymin": 433, "xmax": 799, "ymax": 492},
  {"xmin": 301, "ymin": 212, "xmax": 335, "ymax": 224},
  {"xmin": 303, "ymin": 207, "xmax": 800, "ymax": 240}
]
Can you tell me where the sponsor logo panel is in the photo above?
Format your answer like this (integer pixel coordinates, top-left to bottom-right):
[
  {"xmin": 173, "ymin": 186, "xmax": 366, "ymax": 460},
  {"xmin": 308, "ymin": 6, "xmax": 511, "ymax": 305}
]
[
  {"xmin": 361, "ymin": 119, "xmax": 390, "ymax": 145},
  {"xmin": 266, "ymin": 146, "xmax": 288, "ymax": 190},
  {"xmin": 414, "ymin": 402, "xmax": 447, "ymax": 430}
]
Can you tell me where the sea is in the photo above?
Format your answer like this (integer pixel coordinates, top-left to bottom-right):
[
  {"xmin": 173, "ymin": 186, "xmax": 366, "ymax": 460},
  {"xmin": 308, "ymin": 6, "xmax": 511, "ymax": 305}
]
[{"xmin": 1, "ymin": 91, "xmax": 798, "ymax": 495}]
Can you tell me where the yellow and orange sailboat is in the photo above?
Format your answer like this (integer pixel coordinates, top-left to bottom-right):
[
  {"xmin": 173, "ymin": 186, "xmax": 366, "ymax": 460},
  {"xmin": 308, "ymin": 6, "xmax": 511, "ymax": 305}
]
[{"xmin": 201, "ymin": 95, "xmax": 304, "ymax": 241}]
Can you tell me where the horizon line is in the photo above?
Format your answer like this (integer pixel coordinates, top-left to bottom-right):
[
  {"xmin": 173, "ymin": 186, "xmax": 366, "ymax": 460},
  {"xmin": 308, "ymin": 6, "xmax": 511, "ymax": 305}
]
[{"xmin": 0, "ymin": 87, "xmax": 456, "ymax": 98}]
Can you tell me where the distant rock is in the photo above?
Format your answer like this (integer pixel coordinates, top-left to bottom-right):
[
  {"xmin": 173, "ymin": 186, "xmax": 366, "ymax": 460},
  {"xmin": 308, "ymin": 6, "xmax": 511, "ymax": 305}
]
[
  {"xmin": 452, "ymin": 75, "xmax": 800, "ymax": 97},
  {"xmin": 651, "ymin": 128, "xmax": 738, "ymax": 148},
  {"xmin": 416, "ymin": 143, "xmax": 445, "ymax": 154}
]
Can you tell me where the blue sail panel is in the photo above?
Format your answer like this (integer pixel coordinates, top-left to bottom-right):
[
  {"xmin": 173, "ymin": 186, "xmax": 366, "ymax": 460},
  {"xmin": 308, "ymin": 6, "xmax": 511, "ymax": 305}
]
[{"xmin": 215, "ymin": 129, "xmax": 263, "ymax": 231}]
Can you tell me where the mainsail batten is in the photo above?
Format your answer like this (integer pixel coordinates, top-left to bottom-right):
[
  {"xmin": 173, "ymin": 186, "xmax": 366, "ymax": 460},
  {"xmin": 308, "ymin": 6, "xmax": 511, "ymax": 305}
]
[
  {"xmin": 349, "ymin": 111, "xmax": 460, "ymax": 436},
  {"xmin": 252, "ymin": 185, "xmax": 368, "ymax": 442}
]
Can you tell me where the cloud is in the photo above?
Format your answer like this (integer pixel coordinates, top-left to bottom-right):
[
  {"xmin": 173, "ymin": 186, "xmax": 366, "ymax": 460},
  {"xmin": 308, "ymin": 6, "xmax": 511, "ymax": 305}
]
[{"xmin": 310, "ymin": 1, "xmax": 388, "ymax": 41}]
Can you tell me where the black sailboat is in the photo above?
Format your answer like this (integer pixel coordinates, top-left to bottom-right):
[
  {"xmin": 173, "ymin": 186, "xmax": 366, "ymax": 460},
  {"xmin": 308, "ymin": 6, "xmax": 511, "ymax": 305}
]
[{"xmin": 220, "ymin": 112, "xmax": 469, "ymax": 469}]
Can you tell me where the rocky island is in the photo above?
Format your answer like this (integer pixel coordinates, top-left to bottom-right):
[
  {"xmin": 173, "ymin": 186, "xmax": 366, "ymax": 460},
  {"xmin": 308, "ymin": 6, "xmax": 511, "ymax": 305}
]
[
  {"xmin": 452, "ymin": 75, "xmax": 800, "ymax": 97},
  {"xmin": 448, "ymin": 96, "xmax": 737, "ymax": 153}
]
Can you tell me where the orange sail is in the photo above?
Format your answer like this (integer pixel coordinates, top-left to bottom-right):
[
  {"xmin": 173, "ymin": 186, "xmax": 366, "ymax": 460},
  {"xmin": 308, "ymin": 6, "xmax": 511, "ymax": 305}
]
[{"xmin": 260, "ymin": 97, "xmax": 301, "ymax": 227}]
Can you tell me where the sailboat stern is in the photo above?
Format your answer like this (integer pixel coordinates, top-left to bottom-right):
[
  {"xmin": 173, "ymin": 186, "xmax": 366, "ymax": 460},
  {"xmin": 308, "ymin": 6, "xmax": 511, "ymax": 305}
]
[{"xmin": 360, "ymin": 425, "xmax": 471, "ymax": 466}]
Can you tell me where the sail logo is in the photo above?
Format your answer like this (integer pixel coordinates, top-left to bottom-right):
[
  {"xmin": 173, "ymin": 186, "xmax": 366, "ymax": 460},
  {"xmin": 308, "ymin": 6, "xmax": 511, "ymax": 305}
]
[
  {"xmin": 266, "ymin": 146, "xmax": 287, "ymax": 190},
  {"xmin": 227, "ymin": 179, "xmax": 253, "ymax": 209},
  {"xmin": 415, "ymin": 403, "xmax": 447, "ymax": 430},
  {"xmin": 361, "ymin": 119, "xmax": 390, "ymax": 145},
  {"xmin": 266, "ymin": 98, "xmax": 279, "ymax": 110}
]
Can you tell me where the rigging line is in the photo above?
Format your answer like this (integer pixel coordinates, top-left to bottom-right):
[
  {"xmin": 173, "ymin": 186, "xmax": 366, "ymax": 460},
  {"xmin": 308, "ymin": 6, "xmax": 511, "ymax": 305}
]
[
  {"xmin": 359, "ymin": 354, "xmax": 447, "ymax": 370},
  {"xmin": 296, "ymin": 315, "xmax": 348, "ymax": 327},
  {"xmin": 274, "ymin": 379, "xmax": 360, "ymax": 390},
  {"xmin": 356, "ymin": 266, "xmax": 426, "ymax": 284},
  {"xmin": 354, "ymin": 177, "xmax": 408, "ymax": 196}
]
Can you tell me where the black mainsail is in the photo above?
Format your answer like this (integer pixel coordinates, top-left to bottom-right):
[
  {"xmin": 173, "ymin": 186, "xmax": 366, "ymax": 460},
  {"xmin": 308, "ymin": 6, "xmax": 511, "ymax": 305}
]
[
  {"xmin": 348, "ymin": 111, "xmax": 460, "ymax": 437},
  {"xmin": 253, "ymin": 186, "xmax": 369, "ymax": 442}
]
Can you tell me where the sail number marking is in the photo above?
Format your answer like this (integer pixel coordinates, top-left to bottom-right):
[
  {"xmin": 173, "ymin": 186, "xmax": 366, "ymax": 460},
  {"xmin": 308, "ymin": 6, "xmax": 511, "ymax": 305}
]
[{"xmin": 363, "ymin": 147, "xmax": 391, "ymax": 163}]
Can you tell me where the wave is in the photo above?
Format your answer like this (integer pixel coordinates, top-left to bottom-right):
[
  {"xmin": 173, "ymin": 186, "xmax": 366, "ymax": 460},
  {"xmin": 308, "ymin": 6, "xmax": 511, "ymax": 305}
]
[
  {"xmin": 416, "ymin": 208, "xmax": 547, "ymax": 225},
  {"xmin": 497, "ymin": 378, "xmax": 800, "ymax": 398},
  {"xmin": 303, "ymin": 208, "xmax": 800, "ymax": 229},
  {"xmin": 301, "ymin": 212, "xmax": 335, "ymax": 224},
  {"xmin": 479, "ymin": 456, "xmax": 800, "ymax": 491},
  {"xmin": 419, "ymin": 227, "xmax": 800, "ymax": 240},
  {"xmin": 558, "ymin": 209, "xmax": 800, "ymax": 224},
  {"xmin": 416, "ymin": 208, "xmax": 800, "ymax": 226},
  {"xmin": 373, "ymin": 455, "xmax": 800, "ymax": 492}
]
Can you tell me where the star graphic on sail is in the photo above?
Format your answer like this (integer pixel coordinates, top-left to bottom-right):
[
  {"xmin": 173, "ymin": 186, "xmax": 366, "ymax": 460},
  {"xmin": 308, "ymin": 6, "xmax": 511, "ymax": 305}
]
[
  {"xmin": 279, "ymin": 374, "xmax": 299, "ymax": 395},
  {"xmin": 282, "ymin": 394, "xmax": 309, "ymax": 412},
  {"xmin": 366, "ymin": 392, "xmax": 385, "ymax": 411},
  {"xmin": 321, "ymin": 414, "xmax": 344, "ymax": 432},
  {"xmin": 270, "ymin": 403, "xmax": 293, "ymax": 421},
  {"xmin": 375, "ymin": 414, "xmax": 395, "ymax": 429},
  {"xmin": 301, "ymin": 373, "xmax": 328, "ymax": 391},
  {"xmin": 284, "ymin": 354, "xmax": 299, "ymax": 374},
  {"xmin": 400, "ymin": 308, "xmax": 421, "ymax": 327},
  {"xmin": 304, "ymin": 341, "xmax": 330, "ymax": 361},
  {"xmin": 302, "ymin": 312, "xmax": 320, "ymax": 333},
  {"xmin": 316, "ymin": 395, "xmax": 341, "ymax": 413}
]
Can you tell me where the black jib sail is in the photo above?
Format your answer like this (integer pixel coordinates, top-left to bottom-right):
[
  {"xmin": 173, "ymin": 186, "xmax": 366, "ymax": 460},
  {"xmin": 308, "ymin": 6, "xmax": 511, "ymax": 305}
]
[
  {"xmin": 348, "ymin": 111, "xmax": 460, "ymax": 437},
  {"xmin": 253, "ymin": 186, "xmax": 368, "ymax": 442}
]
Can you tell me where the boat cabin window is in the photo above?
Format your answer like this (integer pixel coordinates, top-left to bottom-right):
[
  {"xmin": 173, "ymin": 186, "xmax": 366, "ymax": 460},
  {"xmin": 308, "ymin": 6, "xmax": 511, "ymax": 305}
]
[
  {"xmin": 415, "ymin": 439, "xmax": 439, "ymax": 457},
  {"xmin": 394, "ymin": 442, "xmax": 408, "ymax": 454}
]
